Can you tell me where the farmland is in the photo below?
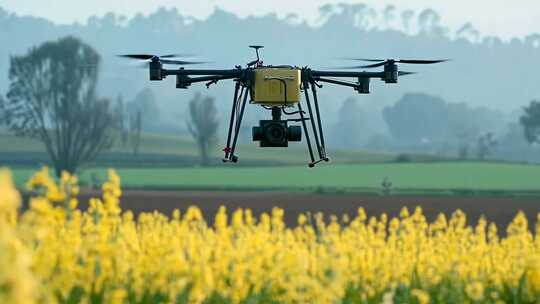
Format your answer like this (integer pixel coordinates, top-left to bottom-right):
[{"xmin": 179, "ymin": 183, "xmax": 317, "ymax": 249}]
[
  {"xmin": 1, "ymin": 167, "xmax": 540, "ymax": 303},
  {"xmin": 8, "ymin": 162, "xmax": 540, "ymax": 196},
  {"xmin": 0, "ymin": 130, "xmax": 396, "ymax": 167}
]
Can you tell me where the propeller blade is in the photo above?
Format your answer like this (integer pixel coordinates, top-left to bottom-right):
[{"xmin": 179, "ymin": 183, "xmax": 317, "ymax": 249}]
[
  {"xmin": 118, "ymin": 54, "xmax": 155, "ymax": 60},
  {"xmin": 359, "ymin": 62, "xmax": 387, "ymax": 68},
  {"xmin": 118, "ymin": 53, "xmax": 196, "ymax": 60},
  {"xmin": 160, "ymin": 59, "xmax": 208, "ymax": 65},
  {"xmin": 398, "ymin": 71, "xmax": 416, "ymax": 76},
  {"xmin": 160, "ymin": 53, "xmax": 194, "ymax": 58},
  {"xmin": 342, "ymin": 58, "xmax": 386, "ymax": 62},
  {"xmin": 331, "ymin": 65, "xmax": 366, "ymax": 69},
  {"xmin": 398, "ymin": 59, "xmax": 448, "ymax": 64}
]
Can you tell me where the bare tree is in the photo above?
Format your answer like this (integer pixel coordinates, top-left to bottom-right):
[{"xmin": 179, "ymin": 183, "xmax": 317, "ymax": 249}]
[
  {"xmin": 187, "ymin": 93, "xmax": 218, "ymax": 166},
  {"xmin": 0, "ymin": 36, "xmax": 117, "ymax": 176}
]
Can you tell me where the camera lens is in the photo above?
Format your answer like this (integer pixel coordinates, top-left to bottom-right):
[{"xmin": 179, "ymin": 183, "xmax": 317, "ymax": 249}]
[{"xmin": 265, "ymin": 122, "xmax": 286, "ymax": 144}]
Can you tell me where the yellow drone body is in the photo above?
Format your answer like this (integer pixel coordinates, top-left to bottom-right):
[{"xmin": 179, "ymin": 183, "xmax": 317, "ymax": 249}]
[{"xmin": 251, "ymin": 67, "xmax": 301, "ymax": 106}]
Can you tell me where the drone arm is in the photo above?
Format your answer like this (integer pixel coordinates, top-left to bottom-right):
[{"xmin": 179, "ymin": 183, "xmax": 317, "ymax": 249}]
[
  {"xmin": 311, "ymin": 70, "xmax": 384, "ymax": 78},
  {"xmin": 187, "ymin": 75, "xmax": 237, "ymax": 84},
  {"xmin": 315, "ymin": 77, "xmax": 358, "ymax": 88},
  {"xmin": 163, "ymin": 68, "xmax": 243, "ymax": 77}
]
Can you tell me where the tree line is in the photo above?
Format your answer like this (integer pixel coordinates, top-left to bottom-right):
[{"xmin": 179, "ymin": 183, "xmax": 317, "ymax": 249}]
[{"xmin": 333, "ymin": 92, "xmax": 540, "ymax": 161}]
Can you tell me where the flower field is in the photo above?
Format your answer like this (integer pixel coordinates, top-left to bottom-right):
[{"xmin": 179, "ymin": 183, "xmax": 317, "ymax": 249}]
[{"xmin": 1, "ymin": 167, "xmax": 540, "ymax": 303}]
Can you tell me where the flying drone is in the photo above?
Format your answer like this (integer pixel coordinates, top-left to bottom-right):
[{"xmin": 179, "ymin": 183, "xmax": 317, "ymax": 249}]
[{"xmin": 120, "ymin": 46, "xmax": 446, "ymax": 167}]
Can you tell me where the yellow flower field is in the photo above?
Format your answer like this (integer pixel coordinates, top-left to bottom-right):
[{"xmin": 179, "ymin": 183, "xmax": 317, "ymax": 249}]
[{"xmin": 1, "ymin": 167, "xmax": 540, "ymax": 303}]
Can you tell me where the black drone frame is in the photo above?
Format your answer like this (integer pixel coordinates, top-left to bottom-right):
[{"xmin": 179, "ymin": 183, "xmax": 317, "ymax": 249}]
[
  {"xmin": 129, "ymin": 50, "xmax": 444, "ymax": 167},
  {"xmin": 158, "ymin": 65, "xmax": 393, "ymax": 167}
]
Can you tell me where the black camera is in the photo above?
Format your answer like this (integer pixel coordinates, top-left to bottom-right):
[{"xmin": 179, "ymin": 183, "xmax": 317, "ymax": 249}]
[{"xmin": 252, "ymin": 120, "xmax": 302, "ymax": 147}]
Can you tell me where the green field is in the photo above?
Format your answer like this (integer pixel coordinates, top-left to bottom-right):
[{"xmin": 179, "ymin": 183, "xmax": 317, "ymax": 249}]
[
  {"xmin": 10, "ymin": 162, "xmax": 540, "ymax": 195},
  {"xmin": 0, "ymin": 129, "xmax": 396, "ymax": 165},
  {"xmin": 4, "ymin": 129, "xmax": 539, "ymax": 195}
]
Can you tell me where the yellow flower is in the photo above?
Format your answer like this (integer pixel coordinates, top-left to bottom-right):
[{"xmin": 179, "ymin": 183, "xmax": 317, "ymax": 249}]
[
  {"xmin": 0, "ymin": 167, "xmax": 539, "ymax": 303},
  {"xmin": 466, "ymin": 282, "xmax": 484, "ymax": 301},
  {"xmin": 411, "ymin": 289, "xmax": 430, "ymax": 304}
]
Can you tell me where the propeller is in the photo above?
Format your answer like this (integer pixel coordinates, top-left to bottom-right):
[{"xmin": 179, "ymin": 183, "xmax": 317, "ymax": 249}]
[
  {"xmin": 398, "ymin": 71, "xmax": 416, "ymax": 76},
  {"xmin": 118, "ymin": 53, "xmax": 206, "ymax": 66},
  {"xmin": 338, "ymin": 58, "xmax": 448, "ymax": 69}
]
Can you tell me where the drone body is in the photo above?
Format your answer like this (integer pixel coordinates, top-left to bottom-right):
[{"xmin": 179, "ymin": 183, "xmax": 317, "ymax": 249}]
[{"xmin": 121, "ymin": 46, "xmax": 446, "ymax": 167}]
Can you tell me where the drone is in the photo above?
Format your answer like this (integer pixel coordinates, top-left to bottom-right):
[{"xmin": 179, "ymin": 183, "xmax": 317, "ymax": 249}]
[{"xmin": 120, "ymin": 46, "xmax": 446, "ymax": 167}]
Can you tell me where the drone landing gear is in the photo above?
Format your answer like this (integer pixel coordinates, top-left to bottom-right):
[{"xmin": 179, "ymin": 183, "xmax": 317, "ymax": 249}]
[
  {"xmin": 299, "ymin": 79, "xmax": 329, "ymax": 168},
  {"xmin": 222, "ymin": 76, "xmax": 329, "ymax": 168},
  {"xmin": 223, "ymin": 80, "xmax": 250, "ymax": 163}
]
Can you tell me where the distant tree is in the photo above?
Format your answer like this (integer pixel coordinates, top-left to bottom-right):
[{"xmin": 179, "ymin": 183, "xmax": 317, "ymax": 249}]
[
  {"xmin": 458, "ymin": 145, "xmax": 469, "ymax": 160},
  {"xmin": 520, "ymin": 100, "xmax": 540, "ymax": 144},
  {"xmin": 128, "ymin": 87, "xmax": 160, "ymax": 129},
  {"xmin": 383, "ymin": 93, "xmax": 449, "ymax": 142},
  {"xmin": 383, "ymin": 93, "xmax": 501, "ymax": 145},
  {"xmin": 187, "ymin": 93, "xmax": 218, "ymax": 166},
  {"xmin": 0, "ymin": 94, "xmax": 4, "ymax": 126},
  {"xmin": 0, "ymin": 36, "xmax": 116, "ymax": 176},
  {"xmin": 382, "ymin": 5, "xmax": 396, "ymax": 28},
  {"xmin": 456, "ymin": 23, "xmax": 480, "ymax": 42},
  {"xmin": 332, "ymin": 97, "xmax": 366, "ymax": 148},
  {"xmin": 115, "ymin": 95, "xmax": 128, "ymax": 147},
  {"xmin": 477, "ymin": 132, "xmax": 497, "ymax": 160},
  {"xmin": 400, "ymin": 10, "xmax": 415, "ymax": 33},
  {"xmin": 525, "ymin": 33, "xmax": 540, "ymax": 48},
  {"xmin": 417, "ymin": 9, "xmax": 447, "ymax": 37},
  {"xmin": 129, "ymin": 110, "xmax": 142, "ymax": 155}
]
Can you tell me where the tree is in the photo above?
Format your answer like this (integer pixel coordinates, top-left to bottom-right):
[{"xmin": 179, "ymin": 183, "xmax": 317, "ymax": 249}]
[
  {"xmin": 382, "ymin": 93, "xmax": 449, "ymax": 142},
  {"xmin": 520, "ymin": 100, "xmax": 540, "ymax": 144},
  {"xmin": 332, "ymin": 97, "xmax": 366, "ymax": 148},
  {"xmin": 0, "ymin": 36, "xmax": 117, "ymax": 176},
  {"xmin": 129, "ymin": 110, "xmax": 142, "ymax": 155},
  {"xmin": 0, "ymin": 94, "xmax": 4, "ymax": 126},
  {"xmin": 114, "ymin": 95, "xmax": 128, "ymax": 147},
  {"xmin": 400, "ymin": 10, "xmax": 415, "ymax": 33},
  {"xmin": 128, "ymin": 87, "xmax": 160, "ymax": 129},
  {"xmin": 383, "ymin": 93, "xmax": 501, "ymax": 145},
  {"xmin": 187, "ymin": 93, "xmax": 218, "ymax": 166},
  {"xmin": 477, "ymin": 132, "xmax": 497, "ymax": 160}
]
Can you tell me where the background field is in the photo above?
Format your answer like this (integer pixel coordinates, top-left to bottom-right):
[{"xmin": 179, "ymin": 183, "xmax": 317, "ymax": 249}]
[
  {"xmin": 0, "ymin": 130, "xmax": 399, "ymax": 167},
  {"xmin": 3, "ymin": 130, "xmax": 540, "ymax": 196},
  {"xmin": 10, "ymin": 162, "xmax": 540, "ymax": 196}
]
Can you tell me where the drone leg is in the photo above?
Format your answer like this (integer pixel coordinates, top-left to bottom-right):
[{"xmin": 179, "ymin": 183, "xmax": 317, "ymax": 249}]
[
  {"xmin": 224, "ymin": 81, "xmax": 241, "ymax": 160},
  {"xmin": 298, "ymin": 85, "xmax": 316, "ymax": 166},
  {"xmin": 229, "ymin": 86, "xmax": 249, "ymax": 163},
  {"xmin": 310, "ymin": 82, "xmax": 328, "ymax": 161},
  {"xmin": 303, "ymin": 81, "xmax": 324, "ymax": 161}
]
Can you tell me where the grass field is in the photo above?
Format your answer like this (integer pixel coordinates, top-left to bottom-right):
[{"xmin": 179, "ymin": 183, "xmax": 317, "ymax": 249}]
[
  {"xmin": 10, "ymin": 162, "xmax": 540, "ymax": 194},
  {"xmin": 0, "ymin": 129, "xmax": 396, "ymax": 165}
]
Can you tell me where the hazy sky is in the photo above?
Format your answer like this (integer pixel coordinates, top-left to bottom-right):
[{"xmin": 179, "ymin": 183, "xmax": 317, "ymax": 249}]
[{"xmin": 1, "ymin": 0, "xmax": 539, "ymax": 40}]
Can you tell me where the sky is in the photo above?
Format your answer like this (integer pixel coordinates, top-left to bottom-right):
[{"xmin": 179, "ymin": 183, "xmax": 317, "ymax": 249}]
[{"xmin": 0, "ymin": 0, "xmax": 539, "ymax": 40}]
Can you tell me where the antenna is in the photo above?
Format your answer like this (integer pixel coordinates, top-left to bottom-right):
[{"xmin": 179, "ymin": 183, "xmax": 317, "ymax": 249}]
[{"xmin": 249, "ymin": 45, "xmax": 264, "ymax": 62}]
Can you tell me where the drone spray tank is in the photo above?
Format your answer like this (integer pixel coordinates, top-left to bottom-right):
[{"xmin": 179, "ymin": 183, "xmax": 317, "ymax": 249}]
[{"xmin": 246, "ymin": 46, "xmax": 303, "ymax": 147}]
